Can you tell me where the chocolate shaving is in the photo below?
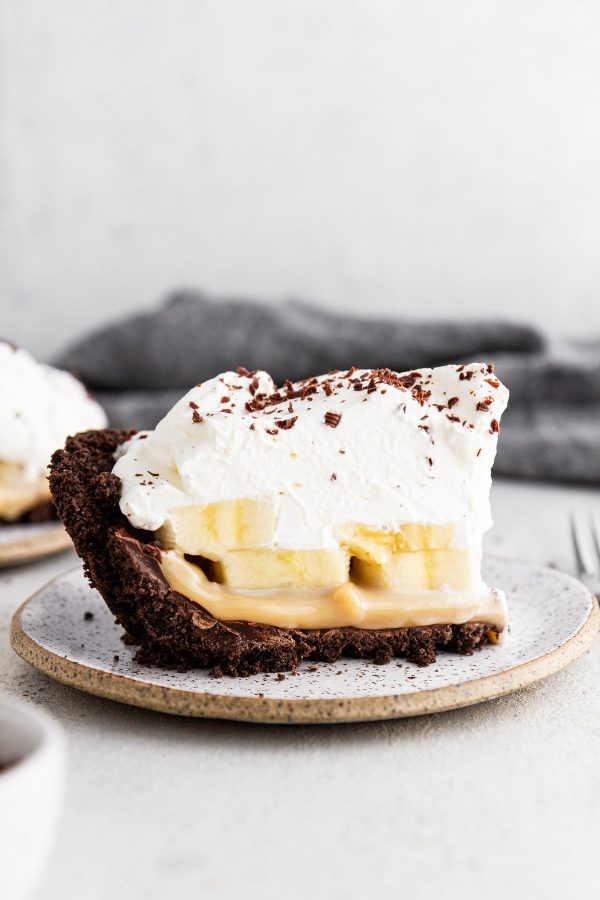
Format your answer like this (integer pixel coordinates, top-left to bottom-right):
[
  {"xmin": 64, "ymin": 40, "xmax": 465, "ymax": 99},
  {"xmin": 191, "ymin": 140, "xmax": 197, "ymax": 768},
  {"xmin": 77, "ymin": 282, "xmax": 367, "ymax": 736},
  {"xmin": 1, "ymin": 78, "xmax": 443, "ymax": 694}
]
[
  {"xmin": 398, "ymin": 374, "xmax": 417, "ymax": 389},
  {"xmin": 490, "ymin": 419, "xmax": 500, "ymax": 434},
  {"xmin": 411, "ymin": 386, "xmax": 431, "ymax": 406},
  {"xmin": 188, "ymin": 401, "xmax": 199, "ymax": 410},
  {"xmin": 274, "ymin": 416, "xmax": 298, "ymax": 430},
  {"xmin": 447, "ymin": 396, "xmax": 459, "ymax": 408},
  {"xmin": 192, "ymin": 410, "xmax": 204, "ymax": 423},
  {"xmin": 324, "ymin": 411, "xmax": 342, "ymax": 428}
]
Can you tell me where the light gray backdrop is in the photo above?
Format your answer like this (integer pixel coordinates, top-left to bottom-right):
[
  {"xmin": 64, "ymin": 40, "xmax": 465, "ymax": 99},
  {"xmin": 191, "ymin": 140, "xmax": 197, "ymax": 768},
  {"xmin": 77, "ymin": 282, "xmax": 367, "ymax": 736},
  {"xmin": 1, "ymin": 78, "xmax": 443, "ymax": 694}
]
[{"xmin": 1, "ymin": 0, "xmax": 599, "ymax": 357}]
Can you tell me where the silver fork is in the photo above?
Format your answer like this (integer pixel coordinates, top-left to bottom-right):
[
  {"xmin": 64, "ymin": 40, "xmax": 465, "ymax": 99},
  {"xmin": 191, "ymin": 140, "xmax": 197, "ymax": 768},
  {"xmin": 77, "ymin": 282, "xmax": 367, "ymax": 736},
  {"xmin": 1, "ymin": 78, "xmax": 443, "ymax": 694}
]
[{"xmin": 570, "ymin": 512, "xmax": 600, "ymax": 596}]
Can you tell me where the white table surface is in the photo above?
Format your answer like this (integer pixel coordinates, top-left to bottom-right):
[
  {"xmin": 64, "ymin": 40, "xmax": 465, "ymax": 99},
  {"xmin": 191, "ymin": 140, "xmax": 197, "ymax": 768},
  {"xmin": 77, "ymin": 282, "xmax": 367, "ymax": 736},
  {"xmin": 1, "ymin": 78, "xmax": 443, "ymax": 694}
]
[{"xmin": 1, "ymin": 478, "xmax": 599, "ymax": 900}]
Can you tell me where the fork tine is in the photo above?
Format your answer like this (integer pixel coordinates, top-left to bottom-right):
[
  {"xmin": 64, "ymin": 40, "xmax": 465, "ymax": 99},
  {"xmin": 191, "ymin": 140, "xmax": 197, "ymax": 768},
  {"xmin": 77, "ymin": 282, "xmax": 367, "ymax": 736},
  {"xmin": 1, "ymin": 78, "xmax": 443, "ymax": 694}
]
[
  {"xmin": 591, "ymin": 514, "xmax": 600, "ymax": 565},
  {"xmin": 570, "ymin": 512, "xmax": 597, "ymax": 577}
]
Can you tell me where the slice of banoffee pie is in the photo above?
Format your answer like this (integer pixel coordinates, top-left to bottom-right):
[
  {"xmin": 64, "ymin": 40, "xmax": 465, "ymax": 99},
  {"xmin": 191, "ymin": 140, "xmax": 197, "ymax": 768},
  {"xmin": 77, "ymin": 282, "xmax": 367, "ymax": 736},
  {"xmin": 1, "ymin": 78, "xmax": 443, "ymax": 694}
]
[
  {"xmin": 0, "ymin": 340, "xmax": 106, "ymax": 524},
  {"xmin": 50, "ymin": 363, "xmax": 509, "ymax": 675}
]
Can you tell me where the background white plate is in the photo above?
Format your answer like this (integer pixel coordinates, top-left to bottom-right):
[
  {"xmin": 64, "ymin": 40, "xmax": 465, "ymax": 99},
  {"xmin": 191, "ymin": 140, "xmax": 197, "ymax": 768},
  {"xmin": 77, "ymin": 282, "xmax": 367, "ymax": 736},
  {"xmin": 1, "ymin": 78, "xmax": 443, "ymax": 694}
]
[
  {"xmin": 0, "ymin": 521, "xmax": 72, "ymax": 568},
  {"xmin": 10, "ymin": 556, "xmax": 599, "ymax": 723}
]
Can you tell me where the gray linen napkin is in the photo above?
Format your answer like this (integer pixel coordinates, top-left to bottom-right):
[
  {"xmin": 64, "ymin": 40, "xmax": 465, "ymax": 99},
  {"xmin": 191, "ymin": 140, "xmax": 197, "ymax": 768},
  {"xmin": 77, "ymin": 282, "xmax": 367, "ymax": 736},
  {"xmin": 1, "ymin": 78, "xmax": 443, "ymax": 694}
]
[{"xmin": 55, "ymin": 291, "xmax": 600, "ymax": 484}]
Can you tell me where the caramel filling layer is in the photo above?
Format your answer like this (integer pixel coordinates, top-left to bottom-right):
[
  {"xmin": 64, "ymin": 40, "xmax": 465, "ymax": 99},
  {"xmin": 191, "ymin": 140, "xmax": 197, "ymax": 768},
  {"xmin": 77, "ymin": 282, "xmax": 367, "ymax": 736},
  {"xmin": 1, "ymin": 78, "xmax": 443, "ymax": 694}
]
[
  {"xmin": 160, "ymin": 551, "xmax": 507, "ymax": 634},
  {"xmin": 0, "ymin": 462, "xmax": 51, "ymax": 521}
]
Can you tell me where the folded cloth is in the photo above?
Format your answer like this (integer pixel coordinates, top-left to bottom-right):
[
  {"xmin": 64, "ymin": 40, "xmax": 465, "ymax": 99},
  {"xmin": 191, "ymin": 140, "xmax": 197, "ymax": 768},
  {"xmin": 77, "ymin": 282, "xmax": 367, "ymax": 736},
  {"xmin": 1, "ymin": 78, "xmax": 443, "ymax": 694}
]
[{"xmin": 55, "ymin": 291, "xmax": 600, "ymax": 484}]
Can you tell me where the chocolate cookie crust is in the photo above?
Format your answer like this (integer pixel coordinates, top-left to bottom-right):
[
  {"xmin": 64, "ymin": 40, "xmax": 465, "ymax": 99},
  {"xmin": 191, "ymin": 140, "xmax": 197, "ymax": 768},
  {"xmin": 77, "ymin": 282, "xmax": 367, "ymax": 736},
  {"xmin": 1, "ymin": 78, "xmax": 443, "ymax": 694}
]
[{"xmin": 50, "ymin": 429, "xmax": 499, "ymax": 676}]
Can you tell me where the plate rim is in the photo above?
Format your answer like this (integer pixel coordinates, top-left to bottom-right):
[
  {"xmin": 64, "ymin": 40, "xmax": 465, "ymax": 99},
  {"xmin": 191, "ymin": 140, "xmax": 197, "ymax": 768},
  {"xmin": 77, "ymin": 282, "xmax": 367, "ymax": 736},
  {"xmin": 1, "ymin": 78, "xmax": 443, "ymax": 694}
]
[
  {"xmin": 9, "ymin": 561, "xmax": 600, "ymax": 724},
  {"xmin": 0, "ymin": 522, "xmax": 72, "ymax": 567}
]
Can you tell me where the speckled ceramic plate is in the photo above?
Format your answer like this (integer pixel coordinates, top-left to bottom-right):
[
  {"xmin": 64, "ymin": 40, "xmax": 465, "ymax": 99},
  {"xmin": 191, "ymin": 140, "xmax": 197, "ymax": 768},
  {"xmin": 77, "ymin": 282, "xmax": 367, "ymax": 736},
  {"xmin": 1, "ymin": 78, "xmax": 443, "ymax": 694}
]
[
  {"xmin": 10, "ymin": 557, "xmax": 599, "ymax": 723},
  {"xmin": 0, "ymin": 521, "xmax": 72, "ymax": 568}
]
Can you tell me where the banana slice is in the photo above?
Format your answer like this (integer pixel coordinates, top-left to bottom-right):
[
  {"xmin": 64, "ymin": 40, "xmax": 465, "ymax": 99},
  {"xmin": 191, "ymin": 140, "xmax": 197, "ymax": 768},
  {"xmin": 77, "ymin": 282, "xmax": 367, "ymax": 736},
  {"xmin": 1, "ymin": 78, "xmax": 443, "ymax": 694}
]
[
  {"xmin": 214, "ymin": 548, "xmax": 350, "ymax": 590},
  {"xmin": 156, "ymin": 499, "xmax": 276, "ymax": 558},
  {"xmin": 351, "ymin": 549, "xmax": 476, "ymax": 591},
  {"xmin": 336, "ymin": 522, "xmax": 453, "ymax": 564},
  {"xmin": 394, "ymin": 524, "xmax": 454, "ymax": 552}
]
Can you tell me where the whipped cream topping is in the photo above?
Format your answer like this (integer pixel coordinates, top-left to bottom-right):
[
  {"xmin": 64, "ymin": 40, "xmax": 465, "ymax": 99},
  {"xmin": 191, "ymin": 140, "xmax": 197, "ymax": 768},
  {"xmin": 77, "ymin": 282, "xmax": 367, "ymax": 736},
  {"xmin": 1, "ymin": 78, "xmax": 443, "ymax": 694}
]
[
  {"xmin": 0, "ymin": 341, "xmax": 108, "ymax": 479},
  {"xmin": 114, "ymin": 363, "xmax": 509, "ymax": 558}
]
